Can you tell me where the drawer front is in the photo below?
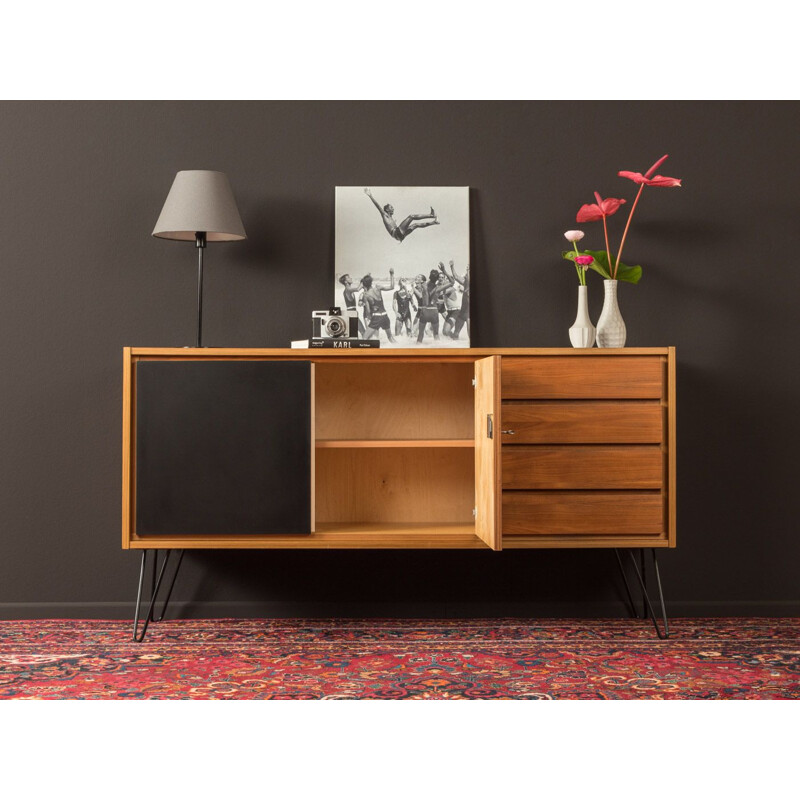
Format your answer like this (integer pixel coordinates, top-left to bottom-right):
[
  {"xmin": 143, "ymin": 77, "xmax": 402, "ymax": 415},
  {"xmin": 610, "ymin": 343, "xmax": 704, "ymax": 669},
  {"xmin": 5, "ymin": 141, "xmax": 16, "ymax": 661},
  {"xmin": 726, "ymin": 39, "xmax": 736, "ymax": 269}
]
[
  {"xmin": 502, "ymin": 357, "xmax": 664, "ymax": 399},
  {"xmin": 502, "ymin": 492, "xmax": 663, "ymax": 535},
  {"xmin": 501, "ymin": 401, "xmax": 663, "ymax": 444},
  {"xmin": 502, "ymin": 446, "xmax": 663, "ymax": 490}
]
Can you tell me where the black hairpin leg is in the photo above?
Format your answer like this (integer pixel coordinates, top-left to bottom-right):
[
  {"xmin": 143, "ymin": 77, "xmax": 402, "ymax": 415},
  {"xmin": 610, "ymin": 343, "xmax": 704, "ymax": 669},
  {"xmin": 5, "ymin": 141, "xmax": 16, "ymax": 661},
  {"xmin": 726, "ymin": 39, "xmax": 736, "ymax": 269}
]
[
  {"xmin": 640, "ymin": 549, "xmax": 648, "ymax": 619},
  {"xmin": 132, "ymin": 549, "xmax": 184, "ymax": 642},
  {"xmin": 153, "ymin": 550, "xmax": 184, "ymax": 622},
  {"xmin": 614, "ymin": 548, "xmax": 670, "ymax": 639},
  {"xmin": 614, "ymin": 548, "xmax": 641, "ymax": 618}
]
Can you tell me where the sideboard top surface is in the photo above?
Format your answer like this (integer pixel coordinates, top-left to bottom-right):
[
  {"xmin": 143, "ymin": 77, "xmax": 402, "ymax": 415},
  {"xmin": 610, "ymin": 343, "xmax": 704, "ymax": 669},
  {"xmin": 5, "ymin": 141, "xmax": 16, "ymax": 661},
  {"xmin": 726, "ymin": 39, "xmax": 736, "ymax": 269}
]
[{"xmin": 128, "ymin": 347, "xmax": 673, "ymax": 358}]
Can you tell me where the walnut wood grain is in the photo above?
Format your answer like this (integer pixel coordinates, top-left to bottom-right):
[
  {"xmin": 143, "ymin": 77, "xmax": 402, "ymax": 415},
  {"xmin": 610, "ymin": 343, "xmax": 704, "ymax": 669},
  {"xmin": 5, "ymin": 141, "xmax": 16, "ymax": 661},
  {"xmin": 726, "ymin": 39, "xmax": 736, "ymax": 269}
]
[
  {"xmin": 315, "ymin": 361, "xmax": 474, "ymax": 440},
  {"xmin": 502, "ymin": 534, "xmax": 669, "ymax": 549},
  {"xmin": 129, "ymin": 523, "xmax": 487, "ymax": 549},
  {"xmin": 502, "ymin": 356, "xmax": 664, "ymax": 399},
  {"xmin": 502, "ymin": 491, "xmax": 664, "ymax": 535},
  {"xmin": 310, "ymin": 363, "xmax": 316, "ymax": 533},
  {"xmin": 123, "ymin": 348, "xmax": 676, "ymax": 550},
  {"xmin": 502, "ymin": 446, "xmax": 663, "ymax": 490},
  {"xmin": 667, "ymin": 348, "xmax": 677, "ymax": 546},
  {"xmin": 316, "ymin": 447, "xmax": 474, "ymax": 524},
  {"xmin": 121, "ymin": 348, "xmax": 132, "ymax": 549},
  {"xmin": 474, "ymin": 356, "xmax": 502, "ymax": 550},
  {"xmin": 131, "ymin": 347, "xmax": 671, "ymax": 358},
  {"xmin": 500, "ymin": 401, "xmax": 662, "ymax": 443},
  {"xmin": 315, "ymin": 439, "xmax": 474, "ymax": 448}
]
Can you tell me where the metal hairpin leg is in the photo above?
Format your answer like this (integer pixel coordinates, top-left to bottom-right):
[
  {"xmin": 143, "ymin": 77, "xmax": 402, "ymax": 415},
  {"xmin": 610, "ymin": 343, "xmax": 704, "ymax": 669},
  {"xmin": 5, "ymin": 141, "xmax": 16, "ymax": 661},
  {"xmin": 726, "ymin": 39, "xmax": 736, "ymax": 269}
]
[
  {"xmin": 152, "ymin": 550, "xmax": 184, "ymax": 622},
  {"xmin": 614, "ymin": 549, "xmax": 641, "ymax": 618},
  {"xmin": 132, "ymin": 549, "xmax": 185, "ymax": 643},
  {"xmin": 640, "ymin": 549, "xmax": 648, "ymax": 619},
  {"xmin": 614, "ymin": 548, "xmax": 670, "ymax": 639}
]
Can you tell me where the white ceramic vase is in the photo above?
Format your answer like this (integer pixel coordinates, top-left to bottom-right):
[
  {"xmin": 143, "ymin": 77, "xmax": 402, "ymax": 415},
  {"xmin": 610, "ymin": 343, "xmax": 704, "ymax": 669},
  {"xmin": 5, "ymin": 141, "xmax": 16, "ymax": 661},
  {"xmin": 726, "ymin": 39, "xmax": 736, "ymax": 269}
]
[
  {"xmin": 568, "ymin": 285, "xmax": 596, "ymax": 348},
  {"xmin": 596, "ymin": 279, "xmax": 626, "ymax": 348}
]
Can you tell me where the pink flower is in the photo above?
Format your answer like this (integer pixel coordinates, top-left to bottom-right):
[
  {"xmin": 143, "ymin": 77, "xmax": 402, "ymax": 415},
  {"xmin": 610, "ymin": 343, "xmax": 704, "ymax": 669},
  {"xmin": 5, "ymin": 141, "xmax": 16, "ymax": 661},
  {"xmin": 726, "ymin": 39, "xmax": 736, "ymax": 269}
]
[
  {"xmin": 575, "ymin": 255, "xmax": 593, "ymax": 267},
  {"xmin": 619, "ymin": 153, "xmax": 682, "ymax": 187},
  {"xmin": 576, "ymin": 192, "xmax": 627, "ymax": 223},
  {"xmin": 564, "ymin": 230, "xmax": 585, "ymax": 242}
]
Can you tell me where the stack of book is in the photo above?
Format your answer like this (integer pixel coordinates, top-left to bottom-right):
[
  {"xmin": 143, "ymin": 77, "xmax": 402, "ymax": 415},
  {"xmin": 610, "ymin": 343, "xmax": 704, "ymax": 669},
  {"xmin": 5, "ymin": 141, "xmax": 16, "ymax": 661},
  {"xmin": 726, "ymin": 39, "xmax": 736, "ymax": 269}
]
[{"xmin": 291, "ymin": 338, "xmax": 380, "ymax": 349}]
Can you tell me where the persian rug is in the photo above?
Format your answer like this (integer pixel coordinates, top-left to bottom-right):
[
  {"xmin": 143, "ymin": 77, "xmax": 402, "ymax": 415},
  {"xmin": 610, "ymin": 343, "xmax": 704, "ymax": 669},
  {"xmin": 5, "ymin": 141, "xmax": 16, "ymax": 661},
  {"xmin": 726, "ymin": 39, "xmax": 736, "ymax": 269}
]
[{"xmin": 0, "ymin": 618, "xmax": 798, "ymax": 699}]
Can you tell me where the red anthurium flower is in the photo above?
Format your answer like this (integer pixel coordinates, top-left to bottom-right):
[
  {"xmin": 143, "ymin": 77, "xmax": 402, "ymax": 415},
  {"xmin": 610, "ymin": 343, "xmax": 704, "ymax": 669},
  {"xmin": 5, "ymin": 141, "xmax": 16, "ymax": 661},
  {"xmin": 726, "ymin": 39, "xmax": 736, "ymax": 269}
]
[
  {"xmin": 576, "ymin": 192, "xmax": 627, "ymax": 223},
  {"xmin": 619, "ymin": 153, "xmax": 682, "ymax": 187}
]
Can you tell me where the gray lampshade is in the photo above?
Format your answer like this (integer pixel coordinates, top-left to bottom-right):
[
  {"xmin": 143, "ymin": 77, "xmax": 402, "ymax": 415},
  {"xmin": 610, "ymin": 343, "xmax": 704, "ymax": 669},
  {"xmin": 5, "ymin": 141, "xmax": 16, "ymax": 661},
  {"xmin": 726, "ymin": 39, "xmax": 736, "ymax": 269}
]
[{"xmin": 152, "ymin": 170, "xmax": 246, "ymax": 242}]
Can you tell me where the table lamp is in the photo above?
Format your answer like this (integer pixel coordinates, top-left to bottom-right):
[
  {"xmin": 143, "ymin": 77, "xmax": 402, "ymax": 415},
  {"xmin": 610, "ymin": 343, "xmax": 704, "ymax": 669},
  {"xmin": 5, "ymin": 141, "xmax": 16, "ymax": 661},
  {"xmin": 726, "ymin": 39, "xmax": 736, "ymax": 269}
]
[{"xmin": 152, "ymin": 170, "xmax": 247, "ymax": 347}]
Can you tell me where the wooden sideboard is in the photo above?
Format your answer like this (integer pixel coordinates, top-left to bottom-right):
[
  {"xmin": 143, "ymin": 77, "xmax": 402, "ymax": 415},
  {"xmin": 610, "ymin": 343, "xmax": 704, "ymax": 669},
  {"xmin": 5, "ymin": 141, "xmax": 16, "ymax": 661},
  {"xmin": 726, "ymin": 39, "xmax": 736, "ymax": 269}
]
[{"xmin": 122, "ymin": 347, "xmax": 675, "ymax": 552}]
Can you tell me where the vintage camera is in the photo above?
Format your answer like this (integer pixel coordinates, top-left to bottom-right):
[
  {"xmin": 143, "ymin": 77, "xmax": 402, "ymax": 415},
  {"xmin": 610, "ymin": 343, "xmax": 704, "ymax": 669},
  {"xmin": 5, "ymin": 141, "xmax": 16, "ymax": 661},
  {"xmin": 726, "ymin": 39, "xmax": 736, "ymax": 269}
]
[{"xmin": 312, "ymin": 307, "xmax": 359, "ymax": 339}]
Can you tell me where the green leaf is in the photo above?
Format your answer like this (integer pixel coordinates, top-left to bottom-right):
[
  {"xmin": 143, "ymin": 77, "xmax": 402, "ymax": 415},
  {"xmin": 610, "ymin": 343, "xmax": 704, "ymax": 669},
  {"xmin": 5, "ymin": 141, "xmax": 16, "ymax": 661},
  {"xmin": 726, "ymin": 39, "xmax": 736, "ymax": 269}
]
[
  {"xmin": 615, "ymin": 263, "xmax": 642, "ymax": 284},
  {"xmin": 562, "ymin": 249, "xmax": 610, "ymax": 279},
  {"xmin": 561, "ymin": 249, "xmax": 643, "ymax": 284}
]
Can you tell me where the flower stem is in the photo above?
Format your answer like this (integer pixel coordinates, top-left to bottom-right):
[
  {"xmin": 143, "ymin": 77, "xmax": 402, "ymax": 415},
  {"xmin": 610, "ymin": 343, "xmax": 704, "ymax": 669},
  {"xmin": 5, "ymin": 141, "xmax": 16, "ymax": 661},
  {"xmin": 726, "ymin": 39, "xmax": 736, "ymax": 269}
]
[
  {"xmin": 615, "ymin": 183, "xmax": 645, "ymax": 280},
  {"xmin": 572, "ymin": 243, "xmax": 584, "ymax": 285},
  {"xmin": 601, "ymin": 214, "xmax": 612, "ymax": 280}
]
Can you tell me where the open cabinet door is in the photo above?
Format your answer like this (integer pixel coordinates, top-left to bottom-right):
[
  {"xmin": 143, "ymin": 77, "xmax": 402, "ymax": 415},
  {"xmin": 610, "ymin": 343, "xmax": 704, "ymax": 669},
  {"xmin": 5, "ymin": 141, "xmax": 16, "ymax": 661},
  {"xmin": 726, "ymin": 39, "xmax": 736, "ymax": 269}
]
[{"xmin": 474, "ymin": 356, "xmax": 502, "ymax": 550}]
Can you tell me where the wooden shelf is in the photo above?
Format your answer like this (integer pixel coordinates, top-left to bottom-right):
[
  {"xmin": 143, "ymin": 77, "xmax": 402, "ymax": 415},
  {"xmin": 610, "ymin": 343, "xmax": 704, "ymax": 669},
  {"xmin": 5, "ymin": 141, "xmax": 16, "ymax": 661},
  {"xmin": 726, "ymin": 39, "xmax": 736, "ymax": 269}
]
[
  {"xmin": 131, "ymin": 522, "xmax": 485, "ymax": 550},
  {"xmin": 315, "ymin": 439, "xmax": 474, "ymax": 449},
  {"xmin": 314, "ymin": 521, "xmax": 485, "ymax": 548}
]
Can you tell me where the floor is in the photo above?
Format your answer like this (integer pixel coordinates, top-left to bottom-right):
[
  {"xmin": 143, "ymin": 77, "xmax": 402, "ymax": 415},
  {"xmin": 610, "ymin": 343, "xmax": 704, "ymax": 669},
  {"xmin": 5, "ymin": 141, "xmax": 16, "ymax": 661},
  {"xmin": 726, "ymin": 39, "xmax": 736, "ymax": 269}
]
[{"xmin": 1, "ymin": 618, "xmax": 798, "ymax": 699}]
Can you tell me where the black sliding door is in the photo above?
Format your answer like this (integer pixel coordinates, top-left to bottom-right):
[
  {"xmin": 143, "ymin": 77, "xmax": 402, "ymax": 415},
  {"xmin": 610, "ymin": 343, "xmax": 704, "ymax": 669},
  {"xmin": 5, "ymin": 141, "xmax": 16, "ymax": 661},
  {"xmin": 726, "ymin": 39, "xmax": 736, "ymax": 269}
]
[{"xmin": 135, "ymin": 360, "xmax": 311, "ymax": 535}]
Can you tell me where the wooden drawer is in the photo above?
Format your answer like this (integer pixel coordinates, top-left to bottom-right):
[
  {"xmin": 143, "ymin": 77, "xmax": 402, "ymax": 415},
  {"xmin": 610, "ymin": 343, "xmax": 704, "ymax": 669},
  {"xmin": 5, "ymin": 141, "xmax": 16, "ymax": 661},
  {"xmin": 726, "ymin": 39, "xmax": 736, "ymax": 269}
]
[
  {"xmin": 502, "ymin": 491, "xmax": 664, "ymax": 535},
  {"xmin": 502, "ymin": 356, "xmax": 664, "ymax": 400},
  {"xmin": 502, "ymin": 446, "xmax": 663, "ymax": 490},
  {"xmin": 500, "ymin": 401, "xmax": 662, "ymax": 444}
]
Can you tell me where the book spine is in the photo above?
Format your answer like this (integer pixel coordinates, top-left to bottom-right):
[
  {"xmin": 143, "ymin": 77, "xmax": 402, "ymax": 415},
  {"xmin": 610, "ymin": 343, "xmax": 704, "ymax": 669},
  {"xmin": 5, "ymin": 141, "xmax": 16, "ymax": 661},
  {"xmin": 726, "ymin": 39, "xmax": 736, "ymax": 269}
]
[{"xmin": 308, "ymin": 338, "xmax": 380, "ymax": 349}]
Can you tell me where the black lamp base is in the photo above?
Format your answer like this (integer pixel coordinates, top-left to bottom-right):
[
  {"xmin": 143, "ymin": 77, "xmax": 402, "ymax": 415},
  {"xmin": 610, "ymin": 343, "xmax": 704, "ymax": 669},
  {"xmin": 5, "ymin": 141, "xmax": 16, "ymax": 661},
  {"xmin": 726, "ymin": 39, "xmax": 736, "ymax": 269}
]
[{"xmin": 195, "ymin": 231, "xmax": 207, "ymax": 347}]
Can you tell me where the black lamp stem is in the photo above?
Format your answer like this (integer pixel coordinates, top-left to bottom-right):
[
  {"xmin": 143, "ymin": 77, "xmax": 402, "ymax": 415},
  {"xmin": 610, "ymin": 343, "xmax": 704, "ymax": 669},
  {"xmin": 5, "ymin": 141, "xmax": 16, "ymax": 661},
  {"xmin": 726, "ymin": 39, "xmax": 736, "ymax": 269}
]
[{"xmin": 195, "ymin": 232, "xmax": 207, "ymax": 347}]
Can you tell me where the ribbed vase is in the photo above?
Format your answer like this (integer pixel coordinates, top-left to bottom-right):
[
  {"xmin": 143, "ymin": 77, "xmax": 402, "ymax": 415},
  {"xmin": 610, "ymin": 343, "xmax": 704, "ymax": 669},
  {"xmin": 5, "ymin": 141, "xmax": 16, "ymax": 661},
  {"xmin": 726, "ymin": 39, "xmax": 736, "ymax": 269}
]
[
  {"xmin": 568, "ymin": 285, "xmax": 596, "ymax": 348},
  {"xmin": 597, "ymin": 280, "xmax": 626, "ymax": 348}
]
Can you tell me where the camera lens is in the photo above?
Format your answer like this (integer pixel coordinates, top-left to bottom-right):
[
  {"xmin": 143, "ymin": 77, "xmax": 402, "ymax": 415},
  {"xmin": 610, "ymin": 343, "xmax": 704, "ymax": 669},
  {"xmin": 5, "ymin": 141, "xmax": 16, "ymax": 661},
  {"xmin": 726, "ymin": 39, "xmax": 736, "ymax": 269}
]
[{"xmin": 326, "ymin": 318, "xmax": 345, "ymax": 336}]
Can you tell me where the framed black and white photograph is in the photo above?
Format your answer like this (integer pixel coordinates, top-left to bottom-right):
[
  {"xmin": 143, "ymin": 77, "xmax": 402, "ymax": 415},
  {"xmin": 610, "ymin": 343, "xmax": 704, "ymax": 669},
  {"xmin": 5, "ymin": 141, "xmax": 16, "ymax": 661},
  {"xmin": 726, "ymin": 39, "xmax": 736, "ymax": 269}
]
[{"xmin": 335, "ymin": 186, "xmax": 470, "ymax": 348}]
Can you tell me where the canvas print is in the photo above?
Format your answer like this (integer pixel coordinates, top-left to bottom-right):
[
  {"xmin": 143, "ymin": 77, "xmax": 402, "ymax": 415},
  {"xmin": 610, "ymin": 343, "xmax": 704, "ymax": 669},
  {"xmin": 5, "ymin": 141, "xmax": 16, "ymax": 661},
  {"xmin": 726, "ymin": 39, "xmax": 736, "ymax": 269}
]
[{"xmin": 335, "ymin": 187, "xmax": 470, "ymax": 348}]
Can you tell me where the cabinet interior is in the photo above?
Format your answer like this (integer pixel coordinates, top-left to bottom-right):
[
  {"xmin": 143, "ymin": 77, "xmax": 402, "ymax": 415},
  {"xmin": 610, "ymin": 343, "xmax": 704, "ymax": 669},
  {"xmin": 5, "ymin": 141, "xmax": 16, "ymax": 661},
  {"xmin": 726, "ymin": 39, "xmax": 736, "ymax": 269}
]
[{"xmin": 314, "ymin": 361, "xmax": 477, "ymax": 534}]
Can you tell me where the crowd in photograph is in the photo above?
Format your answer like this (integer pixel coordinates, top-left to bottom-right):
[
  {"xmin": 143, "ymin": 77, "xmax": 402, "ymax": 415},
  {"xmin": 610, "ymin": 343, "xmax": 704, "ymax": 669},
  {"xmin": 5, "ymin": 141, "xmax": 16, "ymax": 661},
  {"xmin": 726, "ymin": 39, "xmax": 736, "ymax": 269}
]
[{"xmin": 338, "ymin": 260, "xmax": 470, "ymax": 344}]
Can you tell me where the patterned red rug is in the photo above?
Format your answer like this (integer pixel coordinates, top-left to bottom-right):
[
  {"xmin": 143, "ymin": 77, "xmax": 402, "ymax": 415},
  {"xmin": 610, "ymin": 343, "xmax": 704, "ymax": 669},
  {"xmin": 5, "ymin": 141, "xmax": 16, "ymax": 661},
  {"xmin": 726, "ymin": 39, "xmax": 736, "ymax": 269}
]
[{"xmin": 1, "ymin": 618, "xmax": 798, "ymax": 699}]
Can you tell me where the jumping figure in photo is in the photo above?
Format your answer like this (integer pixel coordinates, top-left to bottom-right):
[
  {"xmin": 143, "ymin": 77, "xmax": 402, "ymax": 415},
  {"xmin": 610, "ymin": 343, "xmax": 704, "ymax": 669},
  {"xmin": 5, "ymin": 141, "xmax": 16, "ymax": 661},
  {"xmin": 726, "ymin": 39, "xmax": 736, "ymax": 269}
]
[{"xmin": 364, "ymin": 188, "xmax": 439, "ymax": 243}]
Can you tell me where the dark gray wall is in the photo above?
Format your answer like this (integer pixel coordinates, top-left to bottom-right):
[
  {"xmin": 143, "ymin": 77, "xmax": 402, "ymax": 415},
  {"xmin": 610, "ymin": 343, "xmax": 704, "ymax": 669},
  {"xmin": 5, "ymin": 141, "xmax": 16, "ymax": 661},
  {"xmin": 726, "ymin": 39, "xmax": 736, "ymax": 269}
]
[{"xmin": 1, "ymin": 101, "xmax": 798, "ymax": 618}]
